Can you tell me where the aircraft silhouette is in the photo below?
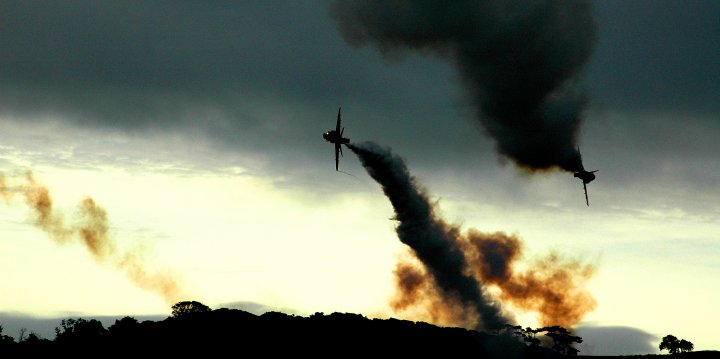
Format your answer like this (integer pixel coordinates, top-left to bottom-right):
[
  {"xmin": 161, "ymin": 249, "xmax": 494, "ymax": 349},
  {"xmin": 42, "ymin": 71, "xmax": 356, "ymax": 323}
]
[
  {"xmin": 573, "ymin": 148, "xmax": 598, "ymax": 206},
  {"xmin": 323, "ymin": 107, "xmax": 350, "ymax": 171}
]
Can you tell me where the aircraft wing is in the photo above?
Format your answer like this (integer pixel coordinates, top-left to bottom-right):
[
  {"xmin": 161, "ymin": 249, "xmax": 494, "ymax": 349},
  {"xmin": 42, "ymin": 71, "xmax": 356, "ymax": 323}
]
[
  {"xmin": 583, "ymin": 182, "xmax": 589, "ymax": 206},
  {"xmin": 336, "ymin": 107, "xmax": 342, "ymax": 133},
  {"xmin": 335, "ymin": 142, "xmax": 340, "ymax": 171}
]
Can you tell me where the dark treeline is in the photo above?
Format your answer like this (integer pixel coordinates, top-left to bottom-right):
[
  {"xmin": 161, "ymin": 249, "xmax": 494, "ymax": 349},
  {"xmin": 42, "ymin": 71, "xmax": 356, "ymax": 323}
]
[{"xmin": 1, "ymin": 305, "xmax": 560, "ymax": 358}]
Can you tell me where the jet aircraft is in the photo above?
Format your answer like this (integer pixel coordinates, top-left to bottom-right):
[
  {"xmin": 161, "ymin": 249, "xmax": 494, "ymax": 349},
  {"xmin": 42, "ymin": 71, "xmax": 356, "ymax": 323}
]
[
  {"xmin": 573, "ymin": 148, "xmax": 598, "ymax": 206},
  {"xmin": 323, "ymin": 107, "xmax": 350, "ymax": 171}
]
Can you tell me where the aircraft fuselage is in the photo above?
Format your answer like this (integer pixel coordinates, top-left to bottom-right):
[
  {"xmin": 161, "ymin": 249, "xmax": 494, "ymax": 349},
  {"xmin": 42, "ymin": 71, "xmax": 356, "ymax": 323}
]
[
  {"xmin": 324, "ymin": 107, "xmax": 349, "ymax": 171},
  {"xmin": 323, "ymin": 130, "xmax": 349, "ymax": 144},
  {"xmin": 574, "ymin": 170, "xmax": 596, "ymax": 184}
]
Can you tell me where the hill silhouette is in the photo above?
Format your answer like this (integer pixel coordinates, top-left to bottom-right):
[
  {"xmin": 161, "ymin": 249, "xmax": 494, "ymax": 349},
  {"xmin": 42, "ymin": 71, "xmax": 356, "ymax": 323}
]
[
  {"xmin": 1, "ymin": 308, "xmax": 552, "ymax": 358},
  {"xmin": 2, "ymin": 308, "xmax": 718, "ymax": 358}
]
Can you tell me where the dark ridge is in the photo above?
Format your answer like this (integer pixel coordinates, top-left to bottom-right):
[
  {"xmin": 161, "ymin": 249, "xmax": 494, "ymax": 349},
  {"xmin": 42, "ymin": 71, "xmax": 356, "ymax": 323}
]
[
  {"xmin": 582, "ymin": 352, "xmax": 720, "ymax": 359},
  {"xmin": 0, "ymin": 309, "xmax": 557, "ymax": 358}
]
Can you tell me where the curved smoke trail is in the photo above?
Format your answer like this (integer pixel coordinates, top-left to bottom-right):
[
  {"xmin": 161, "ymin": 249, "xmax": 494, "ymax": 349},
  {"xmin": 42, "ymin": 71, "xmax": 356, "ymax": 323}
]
[
  {"xmin": 1, "ymin": 171, "xmax": 186, "ymax": 304},
  {"xmin": 347, "ymin": 142, "xmax": 509, "ymax": 330},
  {"xmin": 347, "ymin": 142, "xmax": 595, "ymax": 330}
]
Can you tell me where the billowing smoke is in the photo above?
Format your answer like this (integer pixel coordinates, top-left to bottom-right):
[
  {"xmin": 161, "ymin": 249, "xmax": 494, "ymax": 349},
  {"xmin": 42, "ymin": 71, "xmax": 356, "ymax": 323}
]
[
  {"xmin": 347, "ymin": 142, "xmax": 509, "ymax": 330},
  {"xmin": 332, "ymin": 1, "xmax": 596, "ymax": 172},
  {"xmin": 348, "ymin": 142, "xmax": 595, "ymax": 330},
  {"xmin": 1, "ymin": 171, "xmax": 186, "ymax": 304},
  {"xmin": 391, "ymin": 257, "xmax": 483, "ymax": 329},
  {"xmin": 460, "ymin": 230, "xmax": 596, "ymax": 328}
]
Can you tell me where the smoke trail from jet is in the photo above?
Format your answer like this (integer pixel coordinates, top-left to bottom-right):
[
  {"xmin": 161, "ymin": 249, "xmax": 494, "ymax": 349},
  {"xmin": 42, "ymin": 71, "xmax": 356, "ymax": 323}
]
[
  {"xmin": 331, "ymin": 1, "xmax": 596, "ymax": 172},
  {"xmin": 347, "ymin": 141, "xmax": 509, "ymax": 330},
  {"xmin": 1, "ymin": 171, "xmax": 186, "ymax": 304},
  {"xmin": 348, "ymin": 142, "xmax": 595, "ymax": 329}
]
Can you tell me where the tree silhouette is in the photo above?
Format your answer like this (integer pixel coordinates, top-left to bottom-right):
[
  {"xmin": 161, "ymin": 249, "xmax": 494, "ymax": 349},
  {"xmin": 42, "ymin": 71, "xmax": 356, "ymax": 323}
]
[
  {"xmin": 54, "ymin": 318, "xmax": 108, "ymax": 345},
  {"xmin": 0, "ymin": 324, "xmax": 16, "ymax": 345},
  {"xmin": 502, "ymin": 324, "xmax": 522, "ymax": 338},
  {"xmin": 659, "ymin": 334, "xmax": 694, "ymax": 354},
  {"xmin": 540, "ymin": 326, "xmax": 583, "ymax": 356},
  {"xmin": 108, "ymin": 316, "xmax": 140, "ymax": 338},
  {"xmin": 18, "ymin": 328, "xmax": 27, "ymax": 342},
  {"xmin": 679, "ymin": 339, "xmax": 694, "ymax": 353},
  {"xmin": 171, "ymin": 300, "xmax": 211, "ymax": 318},
  {"xmin": 502, "ymin": 324, "xmax": 543, "ymax": 348},
  {"xmin": 660, "ymin": 334, "xmax": 679, "ymax": 354},
  {"xmin": 521, "ymin": 327, "xmax": 542, "ymax": 348},
  {"xmin": 22, "ymin": 332, "xmax": 45, "ymax": 343}
]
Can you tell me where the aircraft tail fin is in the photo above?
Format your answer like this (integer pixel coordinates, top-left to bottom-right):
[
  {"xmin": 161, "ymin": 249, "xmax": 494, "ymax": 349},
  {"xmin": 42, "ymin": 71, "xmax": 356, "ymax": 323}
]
[{"xmin": 577, "ymin": 147, "xmax": 585, "ymax": 171}]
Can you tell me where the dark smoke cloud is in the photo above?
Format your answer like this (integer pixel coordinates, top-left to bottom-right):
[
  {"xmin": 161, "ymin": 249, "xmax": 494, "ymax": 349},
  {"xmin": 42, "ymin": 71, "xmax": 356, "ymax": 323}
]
[
  {"xmin": 348, "ymin": 142, "xmax": 595, "ymax": 330},
  {"xmin": 347, "ymin": 142, "xmax": 509, "ymax": 330},
  {"xmin": 332, "ymin": 1, "xmax": 597, "ymax": 172}
]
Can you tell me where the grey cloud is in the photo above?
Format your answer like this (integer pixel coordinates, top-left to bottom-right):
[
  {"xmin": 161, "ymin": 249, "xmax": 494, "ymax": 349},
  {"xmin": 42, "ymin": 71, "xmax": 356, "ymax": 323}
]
[
  {"xmin": 586, "ymin": 0, "xmax": 720, "ymax": 116},
  {"xmin": 0, "ymin": 1, "xmax": 342, "ymax": 124},
  {"xmin": 0, "ymin": 1, "xmax": 470, "ymax": 179},
  {"xmin": 578, "ymin": 112, "xmax": 720, "ymax": 216},
  {"xmin": 575, "ymin": 325, "xmax": 658, "ymax": 355},
  {"xmin": 216, "ymin": 301, "xmax": 302, "ymax": 316},
  {"xmin": 0, "ymin": 1, "xmax": 717, "ymax": 190},
  {"xmin": 0, "ymin": 312, "xmax": 164, "ymax": 341}
]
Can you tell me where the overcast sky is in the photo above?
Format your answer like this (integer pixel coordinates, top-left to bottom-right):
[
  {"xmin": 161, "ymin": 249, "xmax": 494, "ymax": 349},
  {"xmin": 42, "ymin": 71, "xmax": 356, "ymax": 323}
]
[{"xmin": 0, "ymin": 0, "xmax": 718, "ymax": 354}]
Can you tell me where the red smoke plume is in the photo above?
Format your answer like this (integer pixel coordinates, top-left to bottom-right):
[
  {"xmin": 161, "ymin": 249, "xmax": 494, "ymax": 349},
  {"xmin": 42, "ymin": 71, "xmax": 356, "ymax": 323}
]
[{"xmin": 1, "ymin": 171, "xmax": 186, "ymax": 304}]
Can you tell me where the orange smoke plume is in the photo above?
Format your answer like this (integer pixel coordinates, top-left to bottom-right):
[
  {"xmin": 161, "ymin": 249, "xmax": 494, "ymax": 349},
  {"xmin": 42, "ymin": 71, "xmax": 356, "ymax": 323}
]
[
  {"xmin": 389, "ymin": 219, "xmax": 596, "ymax": 329},
  {"xmin": 1, "ymin": 171, "xmax": 186, "ymax": 304},
  {"xmin": 461, "ymin": 230, "xmax": 596, "ymax": 328},
  {"xmin": 390, "ymin": 257, "xmax": 479, "ymax": 329},
  {"xmin": 390, "ymin": 220, "xmax": 596, "ymax": 330}
]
